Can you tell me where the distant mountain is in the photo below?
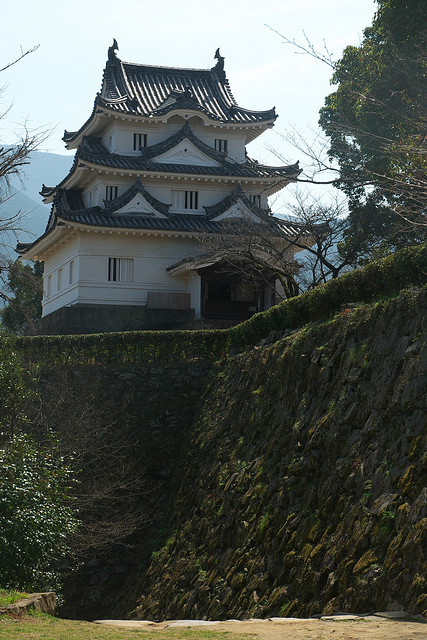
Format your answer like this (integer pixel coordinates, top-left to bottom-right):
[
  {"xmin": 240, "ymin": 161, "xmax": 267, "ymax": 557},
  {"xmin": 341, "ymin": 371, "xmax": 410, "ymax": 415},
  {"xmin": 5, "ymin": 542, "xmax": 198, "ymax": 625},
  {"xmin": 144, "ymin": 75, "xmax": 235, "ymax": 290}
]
[
  {"xmin": 1, "ymin": 150, "xmax": 73, "ymax": 256},
  {"xmin": 18, "ymin": 150, "xmax": 74, "ymax": 203},
  {"xmin": 1, "ymin": 190, "xmax": 47, "ymax": 243}
]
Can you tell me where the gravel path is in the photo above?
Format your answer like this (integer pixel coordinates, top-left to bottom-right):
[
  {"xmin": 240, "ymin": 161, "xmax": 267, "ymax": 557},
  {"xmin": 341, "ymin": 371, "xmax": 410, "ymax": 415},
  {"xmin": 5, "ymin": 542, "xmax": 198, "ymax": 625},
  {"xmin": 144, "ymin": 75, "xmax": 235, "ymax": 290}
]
[{"xmin": 94, "ymin": 615, "xmax": 427, "ymax": 640}]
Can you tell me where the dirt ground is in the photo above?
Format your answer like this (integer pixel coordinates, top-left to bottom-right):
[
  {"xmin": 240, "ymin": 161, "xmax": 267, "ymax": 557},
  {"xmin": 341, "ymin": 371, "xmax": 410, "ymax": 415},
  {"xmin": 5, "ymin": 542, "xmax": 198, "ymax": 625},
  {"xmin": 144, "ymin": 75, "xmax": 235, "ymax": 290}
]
[{"xmin": 96, "ymin": 616, "xmax": 427, "ymax": 640}]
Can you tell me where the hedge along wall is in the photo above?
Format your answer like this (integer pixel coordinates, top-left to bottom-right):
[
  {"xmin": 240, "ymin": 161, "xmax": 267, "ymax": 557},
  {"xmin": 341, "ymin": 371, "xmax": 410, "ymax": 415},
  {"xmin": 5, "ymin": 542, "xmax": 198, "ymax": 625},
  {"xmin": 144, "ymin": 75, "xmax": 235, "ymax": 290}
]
[
  {"xmin": 228, "ymin": 243, "xmax": 427, "ymax": 350},
  {"xmin": 1, "ymin": 329, "xmax": 229, "ymax": 367},
  {"xmin": 1, "ymin": 244, "xmax": 425, "ymax": 366}
]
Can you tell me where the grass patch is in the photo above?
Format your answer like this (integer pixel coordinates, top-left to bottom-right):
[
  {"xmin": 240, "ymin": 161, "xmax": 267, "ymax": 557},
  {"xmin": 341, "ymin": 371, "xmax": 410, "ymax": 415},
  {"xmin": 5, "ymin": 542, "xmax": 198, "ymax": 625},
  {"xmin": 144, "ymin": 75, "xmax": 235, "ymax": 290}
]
[
  {"xmin": 0, "ymin": 592, "xmax": 29, "ymax": 607},
  {"xmin": 0, "ymin": 613, "xmax": 251, "ymax": 640}
]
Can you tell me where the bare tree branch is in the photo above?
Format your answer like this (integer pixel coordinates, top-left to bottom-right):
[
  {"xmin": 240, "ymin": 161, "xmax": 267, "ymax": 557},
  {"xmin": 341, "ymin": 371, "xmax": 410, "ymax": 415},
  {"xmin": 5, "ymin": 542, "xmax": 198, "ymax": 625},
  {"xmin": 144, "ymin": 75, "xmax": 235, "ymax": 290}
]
[{"xmin": 0, "ymin": 45, "xmax": 40, "ymax": 74}]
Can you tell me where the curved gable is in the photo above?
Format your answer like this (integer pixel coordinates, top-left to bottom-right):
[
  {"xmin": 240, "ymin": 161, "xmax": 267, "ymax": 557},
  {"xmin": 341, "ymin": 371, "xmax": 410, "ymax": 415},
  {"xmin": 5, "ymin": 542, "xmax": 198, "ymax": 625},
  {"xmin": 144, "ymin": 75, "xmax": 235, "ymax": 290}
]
[{"xmin": 154, "ymin": 139, "xmax": 220, "ymax": 167}]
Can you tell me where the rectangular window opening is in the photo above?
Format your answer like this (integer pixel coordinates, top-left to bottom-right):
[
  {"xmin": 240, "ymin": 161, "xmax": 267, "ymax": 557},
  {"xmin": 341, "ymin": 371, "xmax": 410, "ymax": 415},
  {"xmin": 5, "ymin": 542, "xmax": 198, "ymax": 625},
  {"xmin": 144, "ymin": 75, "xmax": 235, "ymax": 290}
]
[
  {"xmin": 133, "ymin": 133, "xmax": 148, "ymax": 150},
  {"xmin": 250, "ymin": 194, "xmax": 262, "ymax": 208},
  {"xmin": 214, "ymin": 139, "xmax": 228, "ymax": 153},
  {"xmin": 108, "ymin": 258, "xmax": 134, "ymax": 282},
  {"xmin": 57, "ymin": 268, "xmax": 63, "ymax": 291},
  {"xmin": 46, "ymin": 274, "xmax": 52, "ymax": 298},
  {"xmin": 69, "ymin": 260, "xmax": 74, "ymax": 285},
  {"xmin": 172, "ymin": 190, "xmax": 199, "ymax": 211},
  {"xmin": 105, "ymin": 186, "xmax": 118, "ymax": 202}
]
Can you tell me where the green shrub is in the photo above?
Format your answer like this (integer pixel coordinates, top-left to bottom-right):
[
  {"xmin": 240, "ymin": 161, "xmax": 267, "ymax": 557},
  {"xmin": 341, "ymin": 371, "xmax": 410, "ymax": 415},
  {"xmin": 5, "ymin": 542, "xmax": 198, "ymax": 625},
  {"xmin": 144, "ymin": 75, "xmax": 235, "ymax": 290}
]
[
  {"xmin": 0, "ymin": 351, "xmax": 78, "ymax": 591},
  {"xmin": 1, "ymin": 244, "xmax": 425, "ymax": 364},
  {"xmin": 228, "ymin": 243, "xmax": 427, "ymax": 349},
  {"xmin": 0, "ymin": 351, "xmax": 35, "ymax": 443},
  {"xmin": 0, "ymin": 328, "xmax": 229, "ymax": 367},
  {"xmin": 0, "ymin": 431, "xmax": 78, "ymax": 591}
]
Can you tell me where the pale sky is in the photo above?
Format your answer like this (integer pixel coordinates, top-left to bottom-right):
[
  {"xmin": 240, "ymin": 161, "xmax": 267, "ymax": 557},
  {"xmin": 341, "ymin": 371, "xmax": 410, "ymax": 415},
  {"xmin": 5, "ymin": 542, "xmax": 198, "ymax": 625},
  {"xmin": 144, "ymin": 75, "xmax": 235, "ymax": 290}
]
[{"xmin": 2, "ymin": 0, "xmax": 377, "ymax": 214}]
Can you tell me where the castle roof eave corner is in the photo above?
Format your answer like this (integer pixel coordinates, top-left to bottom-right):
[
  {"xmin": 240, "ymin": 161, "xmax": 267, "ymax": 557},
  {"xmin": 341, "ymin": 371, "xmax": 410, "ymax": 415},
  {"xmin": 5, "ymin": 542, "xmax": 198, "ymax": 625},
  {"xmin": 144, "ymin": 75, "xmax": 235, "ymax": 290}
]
[
  {"xmin": 16, "ymin": 221, "xmax": 70, "ymax": 260},
  {"xmin": 62, "ymin": 99, "xmax": 105, "ymax": 149}
]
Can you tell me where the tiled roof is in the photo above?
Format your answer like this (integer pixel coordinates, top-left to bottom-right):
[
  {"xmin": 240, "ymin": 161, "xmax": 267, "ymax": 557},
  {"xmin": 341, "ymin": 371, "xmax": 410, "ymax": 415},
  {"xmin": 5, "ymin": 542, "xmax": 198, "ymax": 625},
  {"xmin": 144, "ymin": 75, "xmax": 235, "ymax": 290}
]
[
  {"xmin": 204, "ymin": 187, "xmax": 303, "ymax": 238},
  {"xmin": 204, "ymin": 184, "xmax": 269, "ymax": 219},
  {"xmin": 103, "ymin": 178, "xmax": 171, "ymax": 215},
  {"xmin": 18, "ymin": 178, "xmax": 303, "ymax": 256},
  {"xmin": 63, "ymin": 46, "xmax": 276, "ymax": 143},
  {"xmin": 137, "ymin": 121, "xmax": 226, "ymax": 161},
  {"xmin": 40, "ymin": 184, "xmax": 56, "ymax": 197},
  {"xmin": 75, "ymin": 134, "xmax": 300, "ymax": 181},
  {"xmin": 55, "ymin": 182, "xmax": 302, "ymax": 238},
  {"xmin": 57, "ymin": 210, "xmax": 227, "ymax": 234}
]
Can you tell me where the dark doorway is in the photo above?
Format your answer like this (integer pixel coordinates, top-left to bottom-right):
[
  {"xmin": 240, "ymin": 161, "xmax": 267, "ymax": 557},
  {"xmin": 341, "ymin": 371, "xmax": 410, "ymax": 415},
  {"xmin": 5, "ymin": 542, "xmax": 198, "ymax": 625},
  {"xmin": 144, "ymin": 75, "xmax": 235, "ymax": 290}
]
[{"xmin": 199, "ymin": 265, "xmax": 266, "ymax": 323}]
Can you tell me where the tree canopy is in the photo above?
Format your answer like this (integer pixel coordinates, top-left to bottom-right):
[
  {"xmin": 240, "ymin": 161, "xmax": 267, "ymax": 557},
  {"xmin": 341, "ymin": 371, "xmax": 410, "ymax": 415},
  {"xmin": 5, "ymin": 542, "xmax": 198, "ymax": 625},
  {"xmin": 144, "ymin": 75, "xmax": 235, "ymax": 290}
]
[
  {"xmin": 318, "ymin": 0, "xmax": 426, "ymax": 257},
  {"xmin": 0, "ymin": 260, "xmax": 43, "ymax": 334}
]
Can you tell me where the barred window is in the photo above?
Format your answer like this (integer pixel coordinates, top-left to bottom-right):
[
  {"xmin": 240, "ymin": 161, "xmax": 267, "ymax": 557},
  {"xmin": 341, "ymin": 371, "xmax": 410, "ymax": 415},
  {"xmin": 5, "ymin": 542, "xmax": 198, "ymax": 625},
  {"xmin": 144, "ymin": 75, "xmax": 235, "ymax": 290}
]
[
  {"xmin": 172, "ymin": 190, "xmax": 199, "ymax": 210},
  {"xmin": 46, "ymin": 274, "xmax": 52, "ymax": 297},
  {"xmin": 105, "ymin": 186, "xmax": 118, "ymax": 201},
  {"xmin": 250, "ymin": 194, "xmax": 262, "ymax": 207},
  {"xmin": 108, "ymin": 258, "xmax": 134, "ymax": 282},
  {"xmin": 133, "ymin": 133, "xmax": 148, "ymax": 150},
  {"xmin": 214, "ymin": 139, "xmax": 228, "ymax": 153}
]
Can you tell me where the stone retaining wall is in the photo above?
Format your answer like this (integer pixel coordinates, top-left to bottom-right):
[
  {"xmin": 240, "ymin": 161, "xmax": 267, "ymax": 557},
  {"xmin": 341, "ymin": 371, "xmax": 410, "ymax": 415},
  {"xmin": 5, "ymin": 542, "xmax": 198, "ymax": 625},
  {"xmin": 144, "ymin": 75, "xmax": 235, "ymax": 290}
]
[
  {"xmin": 31, "ymin": 305, "xmax": 195, "ymax": 335},
  {"xmin": 0, "ymin": 592, "xmax": 56, "ymax": 616}
]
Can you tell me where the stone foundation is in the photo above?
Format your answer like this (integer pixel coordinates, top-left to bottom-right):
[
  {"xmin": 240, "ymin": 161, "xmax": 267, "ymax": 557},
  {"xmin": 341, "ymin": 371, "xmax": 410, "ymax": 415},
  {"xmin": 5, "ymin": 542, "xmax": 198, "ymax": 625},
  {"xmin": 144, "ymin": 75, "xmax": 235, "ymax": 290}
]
[{"xmin": 32, "ymin": 305, "xmax": 195, "ymax": 335}]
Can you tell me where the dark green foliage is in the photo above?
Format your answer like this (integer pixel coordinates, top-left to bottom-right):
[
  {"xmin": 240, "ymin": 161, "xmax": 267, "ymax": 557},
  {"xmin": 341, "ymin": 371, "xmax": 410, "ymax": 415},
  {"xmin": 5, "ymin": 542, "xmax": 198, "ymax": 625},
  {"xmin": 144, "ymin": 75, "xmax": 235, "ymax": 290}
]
[
  {"xmin": 319, "ymin": 0, "xmax": 426, "ymax": 253},
  {"xmin": 0, "ymin": 260, "xmax": 43, "ymax": 334},
  {"xmin": 1, "ymin": 245, "xmax": 425, "ymax": 362},
  {"xmin": 0, "ymin": 351, "xmax": 78, "ymax": 591},
  {"xmin": 0, "ymin": 328, "xmax": 229, "ymax": 367},
  {"xmin": 0, "ymin": 351, "xmax": 34, "ymax": 443},
  {"xmin": 228, "ymin": 243, "xmax": 427, "ymax": 349},
  {"xmin": 0, "ymin": 431, "xmax": 78, "ymax": 591}
]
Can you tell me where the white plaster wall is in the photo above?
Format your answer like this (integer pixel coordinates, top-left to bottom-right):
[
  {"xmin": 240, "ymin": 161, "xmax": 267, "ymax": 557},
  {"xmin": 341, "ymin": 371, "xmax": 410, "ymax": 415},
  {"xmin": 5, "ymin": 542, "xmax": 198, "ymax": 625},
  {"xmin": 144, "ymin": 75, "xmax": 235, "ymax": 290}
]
[
  {"xmin": 82, "ymin": 176, "xmax": 237, "ymax": 212},
  {"xmin": 42, "ymin": 234, "xmax": 81, "ymax": 316},
  {"xmin": 42, "ymin": 231, "xmax": 204, "ymax": 318},
  {"xmin": 186, "ymin": 273, "xmax": 202, "ymax": 318},
  {"xmin": 100, "ymin": 118, "xmax": 247, "ymax": 163},
  {"xmin": 102, "ymin": 120, "xmax": 181, "ymax": 154}
]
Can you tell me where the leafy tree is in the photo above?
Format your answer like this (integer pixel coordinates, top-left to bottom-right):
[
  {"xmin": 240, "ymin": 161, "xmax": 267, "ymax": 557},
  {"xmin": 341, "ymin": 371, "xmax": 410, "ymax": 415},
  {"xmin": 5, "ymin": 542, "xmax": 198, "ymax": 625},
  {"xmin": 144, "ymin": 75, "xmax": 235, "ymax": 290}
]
[
  {"xmin": 318, "ymin": 0, "xmax": 426, "ymax": 255},
  {"xmin": 0, "ymin": 350, "xmax": 34, "ymax": 444},
  {"xmin": 271, "ymin": 0, "xmax": 425, "ymax": 262},
  {"xmin": 0, "ymin": 351, "xmax": 78, "ymax": 590},
  {"xmin": 0, "ymin": 431, "xmax": 78, "ymax": 591},
  {"xmin": 0, "ymin": 260, "xmax": 43, "ymax": 334}
]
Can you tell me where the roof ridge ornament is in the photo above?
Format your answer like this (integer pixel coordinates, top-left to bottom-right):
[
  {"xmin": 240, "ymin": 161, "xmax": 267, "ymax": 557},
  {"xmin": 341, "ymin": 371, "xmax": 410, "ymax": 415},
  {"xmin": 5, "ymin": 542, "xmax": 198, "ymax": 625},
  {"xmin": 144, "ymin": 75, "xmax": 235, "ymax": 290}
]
[
  {"xmin": 107, "ymin": 38, "xmax": 120, "ymax": 65},
  {"xmin": 183, "ymin": 86, "xmax": 193, "ymax": 99},
  {"xmin": 212, "ymin": 48, "xmax": 225, "ymax": 76}
]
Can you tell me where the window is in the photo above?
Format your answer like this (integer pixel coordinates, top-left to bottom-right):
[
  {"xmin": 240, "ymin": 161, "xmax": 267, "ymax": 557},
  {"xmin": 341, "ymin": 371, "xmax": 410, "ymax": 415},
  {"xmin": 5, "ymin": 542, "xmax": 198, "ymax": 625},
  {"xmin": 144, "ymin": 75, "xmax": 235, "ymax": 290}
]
[
  {"xmin": 214, "ymin": 139, "xmax": 228, "ymax": 153},
  {"xmin": 57, "ymin": 268, "xmax": 63, "ymax": 291},
  {"xmin": 69, "ymin": 260, "xmax": 74, "ymax": 285},
  {"xmin": 172, "ymin": 190, "xmax": 199, "ymax": 210},
  {"xmin": 250, "ymin": 194, "xmax": 262, "ymax": 208},
  {"xmin": 133, "ymin": 133, "xmax": 148, "ymax": 150},
  {"xmin": 46, "ymin": 274, "xmax": 52, "ymax": 297},
  {"xmin": 108, "ymin": 258, "xmax": 134, "ymax": 282},
  {"xmin": 105, "ymin": 186, "xmax": 118, "ymax": 201}
]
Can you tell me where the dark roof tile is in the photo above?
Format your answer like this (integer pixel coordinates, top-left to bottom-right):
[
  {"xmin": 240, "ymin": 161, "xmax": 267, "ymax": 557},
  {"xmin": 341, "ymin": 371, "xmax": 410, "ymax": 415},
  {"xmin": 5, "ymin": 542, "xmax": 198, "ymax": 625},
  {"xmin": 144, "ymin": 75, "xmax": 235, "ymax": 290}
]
[
  {"xmin": 77, "ymin": 133, "xmax": 300, "ymax": 180},
  {"xmin": 103, "ymin": 179, "xmax": 171, "ymax": 215},
  {"xmin": 63, "ymin": 49, "xmax": 277, "ymax": 144}
]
